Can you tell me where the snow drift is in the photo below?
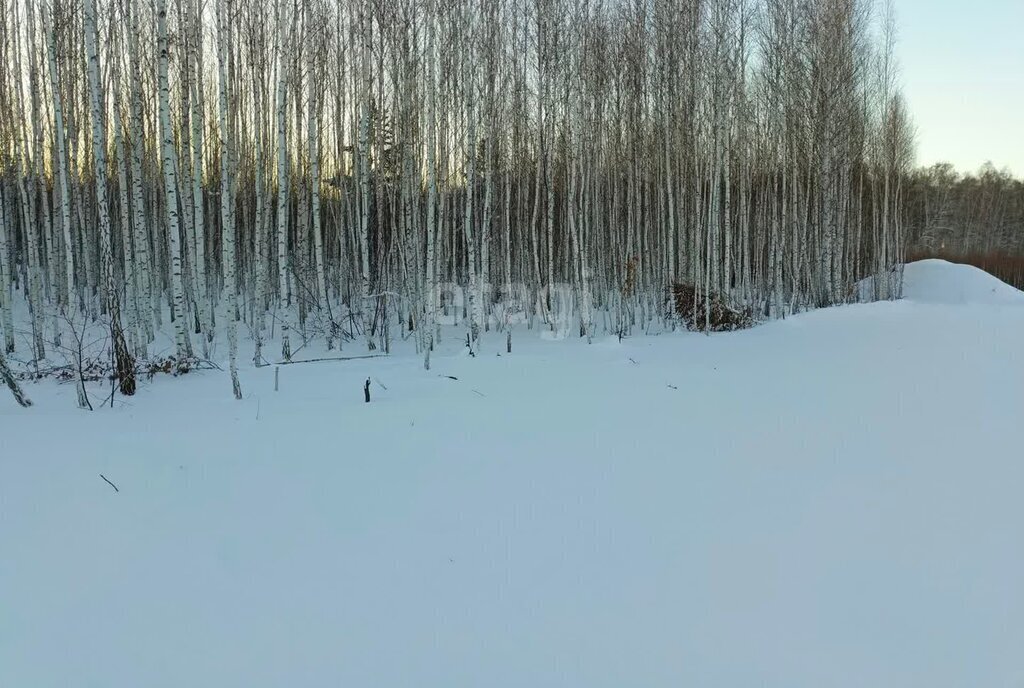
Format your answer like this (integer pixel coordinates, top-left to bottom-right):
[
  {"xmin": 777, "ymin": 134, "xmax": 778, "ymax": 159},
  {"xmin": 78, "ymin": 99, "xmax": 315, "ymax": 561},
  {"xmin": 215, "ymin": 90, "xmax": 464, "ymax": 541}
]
[{"xmin": 901, "ymin": 258, "xmax": 1024, "ymax": 305}]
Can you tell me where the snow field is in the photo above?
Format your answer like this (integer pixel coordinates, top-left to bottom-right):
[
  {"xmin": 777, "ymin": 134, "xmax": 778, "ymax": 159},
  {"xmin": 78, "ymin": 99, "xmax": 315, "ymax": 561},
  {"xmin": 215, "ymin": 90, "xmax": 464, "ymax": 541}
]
[{"xmin": 2, "ymin": 260, "xmax": 1023, "ymax": 687}]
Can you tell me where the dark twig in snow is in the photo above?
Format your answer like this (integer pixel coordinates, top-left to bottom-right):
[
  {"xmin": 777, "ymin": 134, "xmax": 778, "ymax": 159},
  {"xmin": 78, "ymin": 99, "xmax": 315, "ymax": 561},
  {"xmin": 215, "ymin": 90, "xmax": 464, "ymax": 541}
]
[{"xmin": 100, "ymin": 474, "xmax": 119, "ymax": 492}]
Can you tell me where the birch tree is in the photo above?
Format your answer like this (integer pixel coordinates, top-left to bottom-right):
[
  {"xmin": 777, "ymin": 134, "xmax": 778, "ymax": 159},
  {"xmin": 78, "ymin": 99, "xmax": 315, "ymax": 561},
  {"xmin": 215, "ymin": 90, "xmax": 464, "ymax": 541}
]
[
  {"xmin": 41, "ymin": 0, "xmax": 74, "ymax": 313},
  {"xmin": 0, "ymin": 348, "xmax": 32, "ymax": 407},
  {"xmin": 218, "ymin": 0, "xmax": 242, "ymax": 398},
  {"xmin": 157, "ymin": 0, "xmax": 193, "ymax": 359},
  {"xmin": 85, "ymin": 0, "xmax": 136, "ymax": 394}
]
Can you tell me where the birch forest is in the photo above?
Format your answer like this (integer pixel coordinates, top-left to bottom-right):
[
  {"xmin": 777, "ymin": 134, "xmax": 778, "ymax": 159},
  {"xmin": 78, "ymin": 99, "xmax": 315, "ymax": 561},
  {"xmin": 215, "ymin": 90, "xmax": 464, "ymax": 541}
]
[{"xmin": 0, "ymin": 0, "xmax": 914, "ymax": 399}]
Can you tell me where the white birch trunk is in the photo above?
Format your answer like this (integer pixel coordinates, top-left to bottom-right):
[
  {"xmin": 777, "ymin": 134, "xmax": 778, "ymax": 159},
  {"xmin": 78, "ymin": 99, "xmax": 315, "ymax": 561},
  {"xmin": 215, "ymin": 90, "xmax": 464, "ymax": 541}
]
[
  {"xmin": 42, "ymin": 0, "xmax": 75, "ymax": 312},
  {"xmin": 308, "ymin": 40, "xmax": 326, "ymax": 310},
  {"xmin": 357, "ymin": 10, "xmax": 374, "ymax": 353},
  {"xmin": 423, "ymin": 4, "xmax": 438, "ymax": 368},
  {"xmin": 128, "ymin": 0, "xmax": 152, "ymax": 350},
  {"xmin": 0, "ymin": 189, "xmax": 13, "ymax": 352},
  {"xmin": 463, "ymin": 17, "xmax": 481, "ymax": 344},
  {"xmin": 113, "ymin": 91, "xmax": 139, "ymax": 356},
  {"xmin": 0, "ymin": 348, "xmax": 32, "ymax": 407},
  {"xmin": 28, "ymin": 5, "xmax": 59, "ymax": 348},
  {"xmin": 275, "ymin": 2, "xmax": 292, "ymax": 359},
  {"xmin": 191, "ymin": 0, "xmax": 210, "ymax": 352},
  {"xmin": 217, "ymin": 0, "xmax": 242, "ymax": 398},
  {"xmin": 157, "ymin": 0, "xmax": 193, "ymax": 359},
  {"xmin": 86, "ymin": 0, "xmax": 136, "ymax": 394},
  {"xmin": 11, "ymin": 4, "xmax": 45, "ymax": 361}
]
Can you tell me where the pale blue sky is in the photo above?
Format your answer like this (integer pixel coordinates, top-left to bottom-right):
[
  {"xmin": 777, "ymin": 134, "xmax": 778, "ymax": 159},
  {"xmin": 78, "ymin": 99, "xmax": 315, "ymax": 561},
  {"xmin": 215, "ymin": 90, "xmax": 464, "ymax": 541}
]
[{"xmin": 897, "ymin": 0, "xmax": 1024, "ymax": 175}]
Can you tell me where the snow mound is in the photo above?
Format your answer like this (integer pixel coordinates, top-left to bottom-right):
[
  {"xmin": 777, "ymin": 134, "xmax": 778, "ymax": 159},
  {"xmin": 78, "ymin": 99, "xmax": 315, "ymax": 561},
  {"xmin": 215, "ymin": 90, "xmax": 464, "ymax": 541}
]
[{"xmin": 901, "ymin": 259, "xmax": 1024, "ymax": 306}]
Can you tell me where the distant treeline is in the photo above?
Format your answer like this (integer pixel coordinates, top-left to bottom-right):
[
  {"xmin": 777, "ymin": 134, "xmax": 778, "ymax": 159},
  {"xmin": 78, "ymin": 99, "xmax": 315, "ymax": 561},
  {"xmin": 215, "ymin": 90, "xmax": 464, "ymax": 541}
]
[{"xmin": 906, "ymin": 163, "xmax": 1024, "ymax": 288}]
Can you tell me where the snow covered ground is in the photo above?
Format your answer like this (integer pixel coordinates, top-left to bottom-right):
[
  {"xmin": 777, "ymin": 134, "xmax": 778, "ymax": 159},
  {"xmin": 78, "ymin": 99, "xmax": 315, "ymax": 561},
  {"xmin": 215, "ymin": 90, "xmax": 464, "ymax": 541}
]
[{"xmin": 3, "ymin": 260, "xmax": 1023, "ymax": 687}]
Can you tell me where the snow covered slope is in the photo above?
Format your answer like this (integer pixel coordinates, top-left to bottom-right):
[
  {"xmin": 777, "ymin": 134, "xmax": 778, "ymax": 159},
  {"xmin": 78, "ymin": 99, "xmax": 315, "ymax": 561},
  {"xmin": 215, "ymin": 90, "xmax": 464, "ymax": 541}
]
[
  {"xmin": 2, "ymin": 262, "xmax": 1023, "ymax": 688},
  {"xmin": 902, "ymin": 258, "xmax": 1024, "ymax": 305}
]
